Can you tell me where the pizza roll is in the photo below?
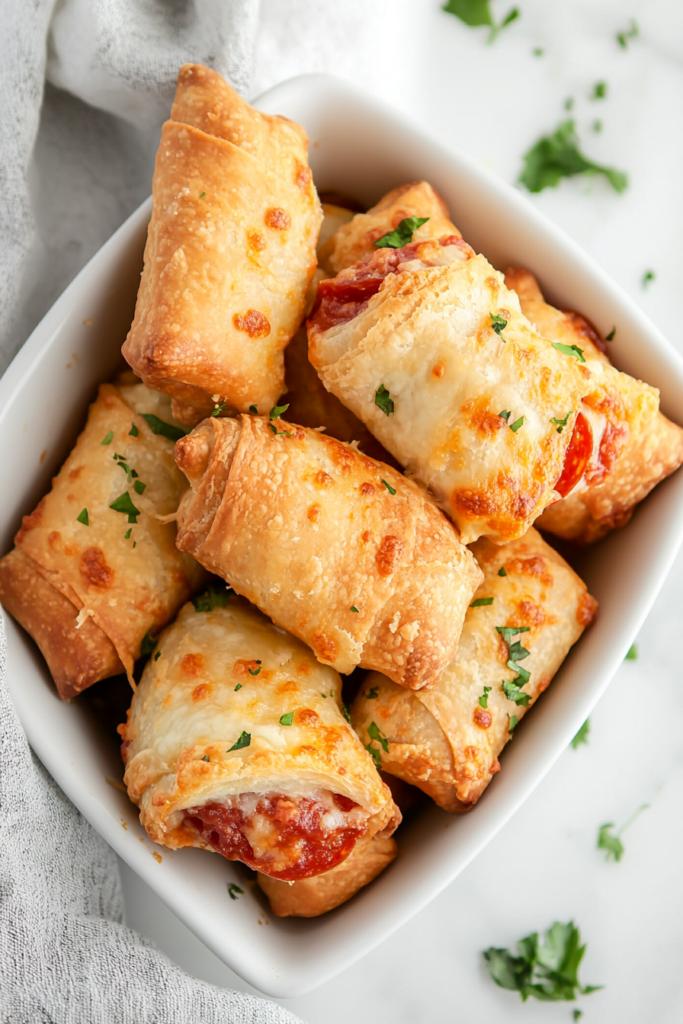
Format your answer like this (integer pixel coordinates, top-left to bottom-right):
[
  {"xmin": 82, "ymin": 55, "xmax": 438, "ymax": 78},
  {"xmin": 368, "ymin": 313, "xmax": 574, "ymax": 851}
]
[
  {"xmin": 174, "ymin": 415, "xmax": 482, "ymax": 689},
  {"xmin": 122, "ymin": 63, "xmax": 322, "ymax": 419},
  {"xmin": 351, "ymin": 528, "xmax": 597, "ymax": 811},
  {"xmin": 309, "ymin": 237, "xmax": 659, "ymax": 544},
  {"xmin": 324, "ymin": 181, "xmax": 460, "ymax": 275},
  {"xmin": 120, "ymin": 598, "xmax": 400, "ymax": 880},
  {"xmin": 0, "ymin": 382, "xmax": 205, "ymax": 697},
  {"xmin": 505, "ymin": 268, "xmax": 683, "ymax": 542},
  {"xmin": 257, "ymin": 831, "xmax": 397, "ymax": 917}
]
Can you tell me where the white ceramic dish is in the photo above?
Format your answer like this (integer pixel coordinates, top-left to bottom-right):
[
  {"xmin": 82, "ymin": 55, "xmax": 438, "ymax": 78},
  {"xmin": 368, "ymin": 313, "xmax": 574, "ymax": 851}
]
[{"xmin": 3, "ymin": 73, "xmax": 683, "ymax": 998}]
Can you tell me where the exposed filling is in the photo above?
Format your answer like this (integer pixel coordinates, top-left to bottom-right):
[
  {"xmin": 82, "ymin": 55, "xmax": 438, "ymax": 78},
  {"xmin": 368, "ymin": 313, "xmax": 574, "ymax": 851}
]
[
  {"xmin": 309, "ymin": 235, "xmax": 473, "ymax": 333},
  {"xmin": 184, "ymin": 789, "xmax": 369, "ymax": 881}
]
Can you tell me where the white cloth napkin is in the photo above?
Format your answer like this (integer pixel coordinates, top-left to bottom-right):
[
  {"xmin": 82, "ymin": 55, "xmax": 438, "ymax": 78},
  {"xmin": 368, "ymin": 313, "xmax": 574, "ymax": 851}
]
[{"xmin": 0, "ymin": 2, "xmax": 304, "ymax": 1020}]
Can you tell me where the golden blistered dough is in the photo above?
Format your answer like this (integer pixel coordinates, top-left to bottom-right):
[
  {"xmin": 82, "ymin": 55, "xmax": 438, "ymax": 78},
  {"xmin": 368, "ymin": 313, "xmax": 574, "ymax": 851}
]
[
  {"xmin": 258, "ymin": 832, "xmax": 397, "ymax": 917},
  {"xmin": 0, "ymin": 382, "xmax": 205, "ymax": 692},
  {"xmin": 120, "ymin": 599, "xmax": 399, "ymax": 878},
  {"xmin": 174, "ymin": 415, "xmax": 482, "ymax": 689},
  {"xmin": 123, "ymin": 63, "xmax": 322, "ymax": 418},
  {"xmin": 352, "ymin": 528, "xmax": 597, "ymax": 811},
  {"xmin": 505, "ymin": 268, "xmax": 683, "ymax": 543}
]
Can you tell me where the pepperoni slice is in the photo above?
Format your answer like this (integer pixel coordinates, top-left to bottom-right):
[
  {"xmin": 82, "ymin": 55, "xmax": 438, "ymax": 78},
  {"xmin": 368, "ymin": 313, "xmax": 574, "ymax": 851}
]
[{"xmin": 554, "ymin": 412, "xmax": 593, "ymax": 498}]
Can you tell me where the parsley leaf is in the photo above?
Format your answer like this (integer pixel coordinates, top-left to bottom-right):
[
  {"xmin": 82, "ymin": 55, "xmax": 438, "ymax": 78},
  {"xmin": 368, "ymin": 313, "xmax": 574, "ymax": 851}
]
[
  {"xmin": 508, "ymin": 714, "xmax": 518, "ymax": 733},
  {"xmin": 496, "ymin": 625, "xmax": 530, "ymax": 645},
  {"xmin": 249, "ymin": 404, "xmax": 258, "ymax": 414},
  {"xmin": 552, "ymin": 341, "xmax": 585, "ymax": 363},
  {"xmin": 519, "ymin": 120, "xmax": 628, "ymax": 194},
  {"xmin": 211, "ymin": 402, "xmax": 227, "ymax": 417},
  {"xmin": 484, "ymin": 921, "xmax": 600, "ymax": 1002},
  {"xmin": 124, "ymin": 528, "xmax": 132, "ymax": 539},
  {"xmin": 374, "ymin": 216, "xmax": 429, "ymax": 249},
  {"xmin": 598, "ymin": 805, "xmax": 648, "ymax": 862},
  {"xmin": 342, "ymin": 703, "xmax": 352, "ymax": 724},
  {"xmin": 573, "ymin": 1011, "xmax": 583, "ymax": 1021},
  {"xmin": 366, "ymin": 743, "xmax": 382, "ymax": 770},
  {"xmin": 490, "ymin": 312, "xmax": 509, "ymax": 338},
  {"xmin": 279, "ymin": 711, "xmax": 294, "ymax": 726},
  {"xmin": 141, "ymin": 414, "xmax": 187, "ymax": 443},
  {"xmin": 227, "ymin": 883, "xmax": 244, "ymax": 900},
  {"xmin": 642, "ymin": 270, "xmax": 655, "ymax": 289},
  {"xmin": 499, "ymin": 410, "xmax": 511, "ymax": 423},
  {"xmin": 510, "ymin": 415, "xmax": 525, "ymax": 432},
  {"xmin": 533, "ymin": 47, "xmax": 543, "ymax": 57},
  {"xmin": 550, "ymin": 411, "xmax": 573, "ymax": 433},
  {"xmin": 248, "ymin": 662, "xmax": 262, "ymax": 676},
  {"xmin": 381, "ymin": 479, "xmax": 396, "ymax": 496},
  {"xmin": 350, "ymin": 605, "xmax": 359, "ymax": 613},
  {"xmin": 593, "ymin": 119, "xmax": 603, "ymax": 133},
  {"xmin": 605, "ymin": 326, "xmax": 616, "ymax": 341},
  {"xmin": 564, "ymin": 97, "xmax": 574, "ymax": 111},
  {"xmin": 154, "ymin": 650, "xmax": 161, "ymax": 661},
  {"xmin": 129, "ymin": 423, "xmax": 139, "ymax": 437},
  {"xmin": 193, "ymin": 585, "xmax": 231, "ymax": 612},
  {"xmin": 571, "ymin": 718, "xmax": 590, "ymax": 749},
  {"xmin": 234, "ymin": 683, "xmax": 243, "ymax": 691},
  {"xmin": 101, "ymin": 431, "xmax": 114, "ymax": 445},
  {"xmin": 498, "ymin": 566, "xmax": 507, "ymax": 576},
  {"xmin": 76, "ymin": 508, "xmax": 89, "ymax": 526},
  {"xmin": 199, "ymin": 191, "xmax": 206, "ymax": 199},
  {"xmin": 365, "ymin": 687, "xmax": 379, "ymax": 700},
  {"xmin": 442, "ymin": 0, "xmax": 519, "ymax": 45},
  {"xmin": 479, "ymin": 685, "xmax": 492, "ymax": 709},
  {"xmin": 591, "ymin": 81, "xmax": 607, "ymax": 100},
  {"xmin": 374, "ymin": 384, "xmax": 394, "ymax": 416},
  {"xmin": 109, "ymin": 492, "xmax": 140, "ymax": 523},
  {"xmin": 228, "ymin": 731, "xmax": 251, "ymax": 752},
  {"xmin": 270, "ymin": 403, "xmax": 289, "ymax": 420},
  {"xmin": 625, "ymin": 643, "xmax": 638, "ymax": 661},
  {"xmin": 367, "ymin": 721, "xmax": 389, "ymax": 753},
  {"xmin": 617, "ymin": 18, "xmax": 638, "ymax": 49},
  {"xmin": 503, "ymin": 678, "xmax": 530, "ymax": 706},
  {"xmin": 202, "ymin": 754, "xmax": 210, "ymax": 762},
  {"xmin": 471, "ymin": 596, "xmax": 494, "ymax": 607},
  {"xmin": 140, "ymin": 628, "xmax": 158, "ymax": 657},
  {"xmin": 133, "ymin": 480, "xmax": 146, "ymax": 495}
]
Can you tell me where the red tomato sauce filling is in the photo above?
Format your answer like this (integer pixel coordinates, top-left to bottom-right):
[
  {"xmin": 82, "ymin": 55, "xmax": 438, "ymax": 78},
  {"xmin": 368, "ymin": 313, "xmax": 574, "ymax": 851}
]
[
  {"xmin": 554, "ymin": 411, "xmax": 593, "ymax": 498},
  {"xmin": 184, "ymin": 791, "xmax": 368, "ymax": 881}
]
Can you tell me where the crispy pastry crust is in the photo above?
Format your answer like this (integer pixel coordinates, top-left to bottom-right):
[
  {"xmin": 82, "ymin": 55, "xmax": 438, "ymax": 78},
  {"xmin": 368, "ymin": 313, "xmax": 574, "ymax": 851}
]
[
  {"xmin": 324, "ymin": 181, "xmax": 460, "ymax": 274},
  {"xmin": 174, "ymin": 415, "xmax": 482, "ymax": 689},
  {"xmin": 257, "ymin": 832, "xmax": 397, "ymax": 917},
  {"xmin": 120, "ymin": 601, "xmax": 399, "ymax": 857},
  {"xmin": 506, "ymin": 268, "xmax": 683, "ymax": 542},
  {"xmin": 3, "ymin": 382, "xmax": 205, "ymax": 688},
  {"xmin": 352, "ymin": 528, "xmax": 597, "ymax": 810},
  {"xmin": 122, "ymin": 63, "xmax": 322, "ymax": 417}
]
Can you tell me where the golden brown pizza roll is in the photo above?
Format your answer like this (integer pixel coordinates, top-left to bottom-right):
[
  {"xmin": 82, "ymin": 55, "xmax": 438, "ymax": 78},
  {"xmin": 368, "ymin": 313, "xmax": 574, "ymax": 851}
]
[
  {"xmin": 174, "ymin": 414, "xmax": 482, "ymax": 690},
  {"xmin": 122, "ymin": 63, "xmax": 323, "ymax": 419},
  {"xmin": 351, "ymin": 528, "xmax": 597, "ymax": 811},
  {"xmin": 120, "ymin": 598, "xmax": 399, "ymax": 880},
  {"xmin": 324, "ymin": 181, "xmax": 460, "ymax": 274},
  {"xmin": 257, "ymin": 831, "xmax": 397, "ymax": 917},
  {"xmin": 505, "ymin": 267, "xmax": 683, "ymax": 542},
  {"xmin": 309, "ymin": 236, "xmax": 655, "ymax": 544},
  {"xmin": 0, "ymin": 382, "xmax": 205, "ymax": 696}
]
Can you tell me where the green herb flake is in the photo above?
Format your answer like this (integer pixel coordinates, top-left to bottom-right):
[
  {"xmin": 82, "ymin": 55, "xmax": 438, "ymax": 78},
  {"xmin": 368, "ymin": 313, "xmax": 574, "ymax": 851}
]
[
  {"xmin": 374, "ymin": 384, "xmax": 394, "ymax": 416},
  {"xmin": 234, "ymin": 683, "xmax": 243, "ymax": 691},
  {"xmin": 550, "ymin": 411, "xmax": 573, "ymax": 434},
  {"xmin": 227, "ymin": 731, "xmax": 251, "ymax": 752},
  {"xmin": 342, "ymin": 703, "xmax": 352, "ymax": 724},
  {"xmin": 76, "ymin": 508, "xmax": 89, "ymax": 526},
  {"xmin": 350, "ymin": 606, "xmax": 359, "ymax": 613},
  {"xmin": 593, "ymin": 119, "xmax": 603, "ymax": 133},
  {"xmin": 227, "ymin": 883, "xmax": 244, "ymax": 900},
  {"xmin": 571, "ymin": 718, "xmax": 590, "ymax": 749},
  {"xmin": 140, "ymin": 413, "xmax": 187, "ymax": 443},
  {"xmin": 279, "ymin": 711, "xmax": 294, "ymax": 727},
  {"xmin": 365, "ymin": 687, "xmax": 379, "ymax": 700},
  {"xmin": 365, "ymin": 743, "xmax": 382, "ymax": 769},
  {"xmin": 573, "ymin": 1011, "xmax": 583, "ymax": 1022},
  {"xmin": 499, "ymin": 410, "xmax": 511, "ymax": 423},
  {"xmin": 124, "ymin": 528, "xmax": 132, "ymax": 539},
  {"xmin": 109, "ymin": 492, "xmax": 140, "ymax": 523},
  {"xmin": 154, "ymin": 650, "xmax": 161, "ymax": 662},
  {"xmin": 101, "ymin": 431, "xmax": 114, "ymax": 446},
  {"xmin": 202, "ymin": 754, "xmax": 210, "ymax": 762},
  {"xmin": 605, "ymin": 326, "xmax": 616, "ymax": 341},
  {"xmin": 498, "ymin": 566, "xmax": 507, "ymax": 577},
  {"xmin": 642, "ymin": 270, "xmax": 655, "ymax": 289},
  {"xmin": 471, "ymin": 596, "xmax": 494, "ymax": 607},
  {"xmin": 368, "ymin": 721, "xmax": 389, "ymax": 753},
  {"xmin": 617, "ymin": 18, "xmax": 638, "ymax": 49},
  {"xmin": 496, "ymin": 625, "xmax": 531, "ymax": 644},
  {"xmin": 509, "ymin": 415, "xmax": 525, "ymax": 432},
  {"xmin": 374, "ymin": 216, "xmax": 429, "ymax": 249},
  {"xmin": 479, "ymin": 685, "xmax": 492, "ymax": 709},
  {"xmin": 249, "ymin": 405, "xmax": 258, "ymax": 414},
  {"xmin": 564, "ymin": 97, "xmax": 574, "ymax": 111},
  {"xmin": 490, "ymin": 312, "xmax": 509, "ymax": 338},
  {"xmin": 199, "ymin": 191, "xmax": 206, "ymax": 199},
  {"xmin": 483, "ymin": 920, "xmax": 601, "ymax": 1002},
  {"xmin": 508, "ymin": 714, "xmax": 518, "ymax": 733},
  {"xmin": 211, "ymin": 402, "xmax": 227, "ymax": 417},
  {"xmin": 598, "ymin": 805, "xmax": 648, "ymax": 862},
  {"xmin": 442, "ymin": 0, "xmax": 519, "ymax": 45},
  {"xmin": 591, "ymin": 81, "xmax": 607, "ymax": 101},
  {"xmin": 129, "ymin": 423, "xmax": 139, "ymax": 437},
  {"xmin": 248, "ymin": 661, "xmax": 262, "ymax": 676},
  {"xmin": 625, "ymin": 643, "xmax": 638, "ymax": 661},
  {"xmin": 552, "ymin": 341, "xmax": 586, "ymax": 363},
  {"xmin": 270, "ymin": 403, "xmax": 290, "ymax": 421},
  {"xmin": 140, "ymin": 628, "xmax": 157, "ymax": 658},
  {"xmin": 193, "ymin": 586, "xmax": 231, "ymax": 612},
  {"xmin": 381, "ymin": 478, "xmax": 396, "ymax": 496},
  {"xmin": 503, "ymin": 678, "xmax": 530, "ymax": 707},
  {"xmin": 519, "ymin": 120, "xmax": 628, "ymax": 194},
  {"xmin": 133, "ymin": 480, "xmax": 146, "ymax": 495},
  {"xmin": 532, "ymin": 47, "xmax": 543, "ymax": 57}
]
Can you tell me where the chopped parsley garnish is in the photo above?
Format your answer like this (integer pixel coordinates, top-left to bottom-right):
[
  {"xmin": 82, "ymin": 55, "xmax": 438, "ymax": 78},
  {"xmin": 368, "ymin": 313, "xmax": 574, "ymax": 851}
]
[
  {"xmin": 228, "ymin": 731, "xmax": 251, "ymax": 752},
  {"xmin": 503, "ymin": 678, "xmax": 530, "ymax": 706},
  {"xmin": 381, "ymin": 479, "xmax": 396, "ymax": 496},
  {"xmin": 133, "ymin": 480, "xmax": 146, "ymax": 495},
  {"xmin": 490, "ymin": 312, "xmax": 509, "ymax": 338},
  {"xmin": 249, "ymin": 405, "xmax": 258, "ymax": 414},
  {"xmin": 552, "ymin": 341, "xmax": 585, "ymax": 363},
  {"xmin": 374, "ymin": 384, "xmax": 394, "ymax": 416},
  {"xmin": 248, "ymin": 661, "xmax": 262, "ymax": 676},
  {"xmin": 140, "ymin": 414, "xmax": 187, "ymax": 443},
  {"xmin": 471, "ymin": 596, "xmax": 494, "ymax": 607},
  {"xmin": 140, "ymin": 628, "xmax": 157, "ymax": 657},
  {"xmin": 279, "ymin": 712, "xmax": 294, "ymax": 726},
  {"xmin": 113, "ymin": 453, "xmax": 139, "ymax": 485},
  {"xmin": 532, "ymin": 47, "xmax": 543, "ymax": 57},
  {"xmin": 571, "ymin": 717, "xmax": 590, "ymax": 749},
  {"xmin": 508, "ymin": 714, "xmax": 518, "ymax": 733},
  {"xmin": 498, "ymin": 566, "xmax": 507, "ymax": 577},
  {"xmin": 211, "ymin": 402, "xmax": 227, "ymax": 417},
  {"xmin": 366, "ymin": 721, "xmax": 389, "ymax": 767},
  {"xmin": 479, "ymin": 685, "xmax": 492, "ymax": 709},
  {"xmin": 101, "ymin": 431, "xmax": 114, "ymax": 445},
  {"xmin": 442, "ymin": 0, "xmax": 519, "ymax": 45},
  {"xmin": 227, "ymin": 883, "xmax": 244, "ymax": 900},
  {"xmin": 270, "ymin": 403, "xmax": 290, "ymax": 420},
  {"xmin": 374, "ymin": 216, "xmax": 429, "ymax": 249},
  {"xmin": 497, "ymin": 625, "xmax": 532, "ymax": 701},
  {"xmin": 129, "ymin": 423, "xmax": 139, "ymax": 437},
  {"xmin": 76, "ymin": 508, "xmax": 89, "ymax": 526},
  {"xmin": 342, "ymin": 703, "xmax": 352, "ymax": 724},
  {"xmin": 574, "ymin": 1011, "xmax": 583, "ymax": 1021},
  {"xmin": 109, "ymin": 492, "xmax": 140, "ymax": 523},
  {"xmin": 591, "ymin": 81, "xmax": 607, "ymax": 100},
  {"xmin": 593, "ymin": 119, "xmax": 602, "ymax": 133},
  {"xmin": 509, "ymin": 416, "xmax": 524, "ymax": 432},
  {"xmin": 625, "ymin": 643, "xmax": 637, "ymax": 661},
  {"xmin": 617, "ymin": 18, "xmax": 638, "ymax": 49},
  {"xmin": 234, "ymin": 683, "xmax": 242, "ymax": 691},
  {"xmin": 550, "ymin": 411, "xmax": 573, "ymax": 433},
  {"xmin": 192, "ymin": 585, "xmax": 230, "ymax": 612},
  {"xmin": 605, "ymin": 326, "xmax": 616, "ymax": 341},
  {"xmin": 642, "ymin": 270, "xmax": 655, "ymax": 289},
  {"xmin": 365, "ymin": 687, "xmax": 379, "ymax": 700},
  {"xmin": 350, "ymin": 606, "xmax": 359, "ymax": 613},
  {"xmin": 519, "ymin": 120, "xmax": 628, "ymax": 194},
  {"xmin": 154, "ymin": 650, "xmax": 161, "ymax": 661},
  {"xmin": 496, "ymin": 625, "xmax": 531, "ymax": 645},
  {"xmin": 124, "ymin": 528, "xmax": 132, "ymax": 539},
  {"xmin": 564, "ymin": 97, "xmax": 574, "ymax": 111},
  {"xmin": 199, "ymin": 191, "xmax": 206, "ymax": 199},
  {"xmin": 202, "ymin": 754, "xmax": 210, "ymax": 762},
  {"xmin": 598, "ymin": 805, "xmax": 648, "ymax": 862},
  {"xmin": 499, "ymin": 410, "xmax": 511, "ymax": 423},
  {"xmin": 483, "ymin": 920, "xmax": 601, "ymax": 1002}
]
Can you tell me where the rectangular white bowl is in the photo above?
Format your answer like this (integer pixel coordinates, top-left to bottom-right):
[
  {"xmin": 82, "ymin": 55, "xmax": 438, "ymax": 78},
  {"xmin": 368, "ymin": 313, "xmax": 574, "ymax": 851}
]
[{"xmin": 3, "ymin": 73, "xmax": 683, "ymax": 998}]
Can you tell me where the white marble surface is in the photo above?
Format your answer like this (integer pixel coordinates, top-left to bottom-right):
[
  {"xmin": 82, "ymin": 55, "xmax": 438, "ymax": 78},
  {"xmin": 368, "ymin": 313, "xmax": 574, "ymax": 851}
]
[{"xmin": 22, "ymin": 0, "xmax": 683, "ymax": 1020}]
